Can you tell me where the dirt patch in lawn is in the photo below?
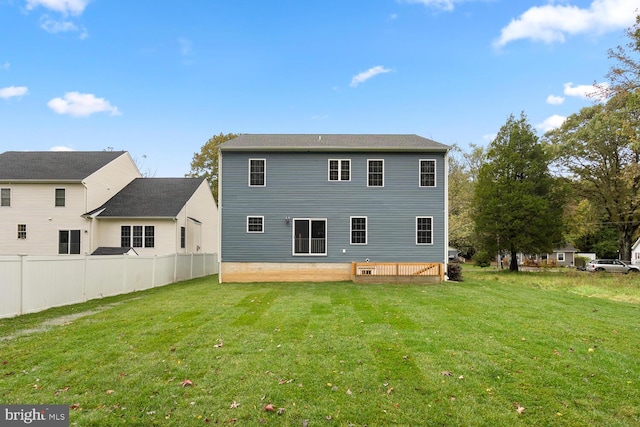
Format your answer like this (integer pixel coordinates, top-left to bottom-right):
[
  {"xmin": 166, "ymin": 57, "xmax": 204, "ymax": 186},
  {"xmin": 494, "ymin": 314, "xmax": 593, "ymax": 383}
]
[{"xmin": 0, "ymin": 302, "xmax": 127, "ymax": 341}]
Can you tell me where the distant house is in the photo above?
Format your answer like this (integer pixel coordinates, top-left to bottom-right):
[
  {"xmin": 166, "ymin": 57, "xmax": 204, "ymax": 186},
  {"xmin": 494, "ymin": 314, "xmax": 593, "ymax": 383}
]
[
  {"xmin": 218, "ymin": 134, "xmax": 450, "ymax": 282},
  {"xmin": 517, "ymin": 244, "xmax": 577, "ymax": 267},
  {"xmin": 0, "ymin": 151, "xmax": 218, "ymax": 257}
]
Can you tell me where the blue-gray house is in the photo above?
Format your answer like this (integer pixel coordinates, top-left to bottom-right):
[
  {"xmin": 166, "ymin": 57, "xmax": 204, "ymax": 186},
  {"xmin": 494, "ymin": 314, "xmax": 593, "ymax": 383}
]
[{"xmin": 218, "ymin": 134, "xmax": 450, "ymax": 282}]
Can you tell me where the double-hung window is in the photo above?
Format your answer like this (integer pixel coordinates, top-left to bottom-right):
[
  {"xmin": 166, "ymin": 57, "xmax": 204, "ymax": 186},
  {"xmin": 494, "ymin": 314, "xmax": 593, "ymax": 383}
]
[
  {"xmin": 416, "ymin": 217, "xmax": 433, "ymax": 245},
  {"xmin": 249, "ymin": 159, "xmax": 266, "ymax": 186},
  {"xmin": 121, "ymin": 225, "xmax": 155, "ymax": 248},
  {"xmin": 247, "ymin": 216, "xmax": 264, "ymax": 233},
  {"xmin": 367, "ymin": 160, "xmax": 384, "ymax": 187},
  {"xmin": 55, "ymin": 188, "xmax": 66, "ymax": 207},
  {"xmin": 419, "ymin": 160, "xmax": 436, "ymax": 187},
  {"xmin": 17, "ymin": 224, "xmax": 26, "ymax": 239},
  {"xmin": 350, "ymin": 217, "xmax": 367, "ymax": 244},
  {"xmin": 328, "ymin": 159, "xmax": 350, "ymax": 181},
  {"xmin": 1, "ymin": 188, "xmax": 10, "ymax": 207},
  {"xmin": 59, "ymin": 230, "xmax": 81, "ymax": 254}
]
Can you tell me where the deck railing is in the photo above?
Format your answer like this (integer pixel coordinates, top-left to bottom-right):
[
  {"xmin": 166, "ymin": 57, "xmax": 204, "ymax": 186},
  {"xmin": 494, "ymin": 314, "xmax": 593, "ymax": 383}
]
[{"xmin": 351, "ymin": 262, "xmax": 444, "ymax": 283}]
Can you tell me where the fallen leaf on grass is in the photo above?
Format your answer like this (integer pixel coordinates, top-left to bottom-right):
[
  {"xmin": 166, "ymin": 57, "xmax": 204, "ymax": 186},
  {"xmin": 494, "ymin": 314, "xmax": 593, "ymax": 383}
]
[
  {"xmin": 441, "ymin": 371, "xmax": 452, "ymax": 376},
  {"xmin": 386, "ymin": 387, "xmax": 394, "ymax": 395},
  {"xmin": 180, "ymin": 379, "xmax": 193, "ymax": 387},
  {"xmin": 230, "ymin": 401, "xmax": 240, "ymax": 409},
  {"xmin": 106, "ymin": 390, "xmax": 114, "ymax": 395},
  {"xmin": 277, "ymin": 408, "xmax": 286, "ymax": 415},
  {"xmin": 514, "ymin": 403, "xmax": 525, "ymax": 414},
  {"xmin": 214, "ymin": 339, "xmax": 224, "ymax": 348},
  {"xmin": 263, "ymin": 403, "xmax": 275, "ymax": 412},
  {"xmin": 70, "ymin": 403, "xmax": 81, "ymax": 410}
]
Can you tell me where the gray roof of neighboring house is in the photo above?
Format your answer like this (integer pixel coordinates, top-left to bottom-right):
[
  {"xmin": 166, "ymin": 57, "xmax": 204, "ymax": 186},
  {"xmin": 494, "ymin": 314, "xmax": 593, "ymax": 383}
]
[
  {"xmin": 0, "ymin": 151, "xmax": 128, "ymax": 181},
  {"xmin": 88, "ymin": 178, "xmax": 206, "ymax": 218},
  {"xmin": 219, "ymin": 134, "xmax": 449, "ymax": 152}
]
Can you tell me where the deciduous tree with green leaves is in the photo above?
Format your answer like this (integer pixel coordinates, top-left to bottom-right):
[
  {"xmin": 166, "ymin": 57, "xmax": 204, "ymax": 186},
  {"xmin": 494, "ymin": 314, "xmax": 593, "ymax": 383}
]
[
  {"xmin": 474, "ymin": 113, "xmax": 565, "ymax": 271},
  {"xmin": 186, "ymin": 132, "xmax": 238, "ymax": 203}
]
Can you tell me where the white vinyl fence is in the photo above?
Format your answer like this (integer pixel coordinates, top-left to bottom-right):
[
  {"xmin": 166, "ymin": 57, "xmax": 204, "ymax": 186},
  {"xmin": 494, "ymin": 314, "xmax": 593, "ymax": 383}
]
[{"xmin": 0, "ymin": 253, "xmax": 218, "ymax": 319}]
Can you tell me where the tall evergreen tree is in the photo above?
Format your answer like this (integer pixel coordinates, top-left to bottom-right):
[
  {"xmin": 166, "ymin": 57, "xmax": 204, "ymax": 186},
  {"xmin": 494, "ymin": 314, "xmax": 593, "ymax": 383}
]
[{"xmin": 474, "ymin": 113, "xmax": 565, "ymax": 271}]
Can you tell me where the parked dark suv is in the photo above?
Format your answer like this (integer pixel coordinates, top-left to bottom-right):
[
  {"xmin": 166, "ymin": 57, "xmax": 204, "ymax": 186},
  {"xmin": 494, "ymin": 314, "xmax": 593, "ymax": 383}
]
[{"xmin": 585, "ymin": 259, "xmax": 640, "ymax": 273}]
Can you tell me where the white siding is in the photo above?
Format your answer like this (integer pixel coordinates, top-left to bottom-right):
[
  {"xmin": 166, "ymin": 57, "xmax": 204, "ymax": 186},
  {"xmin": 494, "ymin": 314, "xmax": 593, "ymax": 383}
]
[{"xmin": 83, "ymin": 152, "xmax": 141, "ymax": 211}]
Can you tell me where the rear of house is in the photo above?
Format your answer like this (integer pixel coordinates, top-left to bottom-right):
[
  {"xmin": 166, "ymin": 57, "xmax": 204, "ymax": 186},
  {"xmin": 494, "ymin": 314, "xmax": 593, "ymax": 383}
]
[{"xmin": 218, "ymin": 134, "xmax": 449, "ymax": 282}]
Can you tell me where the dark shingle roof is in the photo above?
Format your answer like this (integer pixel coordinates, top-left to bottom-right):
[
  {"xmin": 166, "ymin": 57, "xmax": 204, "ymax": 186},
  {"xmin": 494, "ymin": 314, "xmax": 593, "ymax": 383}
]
[
  {"xmin": 90, "ymin": 178, "xmax": 205, "ymax": 218},
  {"xmin": 0, "ymin": 151, "xmax": 128, "ymax": 181},
  {"xmin": 91, "ymin": 247, "xmax": 139, "ymax": 256},
  {"xmin": 219, "ymin": 134, "xmax": 449, "ymax": 152}
]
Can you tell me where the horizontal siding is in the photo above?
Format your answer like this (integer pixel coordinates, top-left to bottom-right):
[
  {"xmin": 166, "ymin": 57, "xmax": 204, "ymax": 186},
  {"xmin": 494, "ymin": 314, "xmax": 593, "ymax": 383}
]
[{"xmin": 221, "ymin": 151, "xmax": 447, "ymax": 264}]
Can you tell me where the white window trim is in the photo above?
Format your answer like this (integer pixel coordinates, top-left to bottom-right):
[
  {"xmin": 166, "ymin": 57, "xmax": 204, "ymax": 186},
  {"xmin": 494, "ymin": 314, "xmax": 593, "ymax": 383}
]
[
  {"xmin": 350, "ymin": 216, "xmax": 368, "ymax": 245},
  {"xmin": 367, "ymin": 159, "xmax": 384, "ymax": 188},
  {"xmin": 292, "ymin": 218, "xmax": 328, "ymax": 256},
  {"xmin": 121, "ymin": 225, "xmax": 155, "ymax": 248},
  {"xmin": 247, "ymin": 216, "xmax": 265, "ymax": 233},
  {"xmin": 419, "ymin": 159, "xmax": 437, "ymax": 188},
  {"xmin": 416, "ymin": 216, "xmax": 434, "ymax": 245},
  {"xmin": 248, "ymin": 158, "xmax": 267, "ymax": 187},
  {"xmin": 557, "ymin": 252, "xmax": 565, "ymax": 262},
  {"xmin": 328, "ymin": 159, "xmax": 351, "ymax": 182}
]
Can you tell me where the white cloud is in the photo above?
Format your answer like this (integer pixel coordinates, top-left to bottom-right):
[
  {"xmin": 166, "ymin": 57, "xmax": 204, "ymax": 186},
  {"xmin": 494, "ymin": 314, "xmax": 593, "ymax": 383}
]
[
  {"xmin": 40, "ymin": 16, "xmax": 77, "ymax": 33},
  {"xmin": 350, "ymin": 66, "xmax": 392, "ymax": 87},
  {"xmin": 47, "ymin": 92, "xmax": 121, "ymax": 117},
  {"xmin": 494, "ymin": 0, "xmax": 640, "ymax": 48},
  {"xmin": 482, "ymin": 133, "xmax": 496, "ymax": 143},
  {"xmin": 25, "ymin": 0, "xmax": 90, "ymax": 15},
  {"xmin": 50, "ymin": 146, "xmax": 74, "ymax": 151},
  {"xmin": 546, "ymin": 94, "xmax": 565, "ymax": 105},
  {"xmin": 400, "ymin": 0, "xmax": 455, "ymax": 11},
  {"xmin": 537, "ymin": 114, "xmax": 567, "ymax": 132},
  {"xmin": 1, "ymin": 62, "xmax": 9, "ymax": 71},
  {"xmin": 564, "ymin": 81, "xmax": 608, "ymax": 101},
  {"xmin": 0, "ymin": 86, "xmax": 28, "ymax": 99},
  {"xmin": 311, "ymin": 114, "xmax": 329, "ymax": 120}
]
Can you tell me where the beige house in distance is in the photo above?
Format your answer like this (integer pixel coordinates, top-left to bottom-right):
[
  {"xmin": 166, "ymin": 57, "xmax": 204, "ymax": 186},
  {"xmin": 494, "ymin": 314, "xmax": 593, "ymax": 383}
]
[{"xmin": 0, "ymin": 151, "xmax": 218, "ymax": 257}]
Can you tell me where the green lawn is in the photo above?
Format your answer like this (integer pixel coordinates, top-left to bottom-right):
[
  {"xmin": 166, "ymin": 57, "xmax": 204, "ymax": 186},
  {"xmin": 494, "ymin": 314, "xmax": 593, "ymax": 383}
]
[{"xmin": 1, "ymin": 268, "xmax": 639, "ymax": 426}]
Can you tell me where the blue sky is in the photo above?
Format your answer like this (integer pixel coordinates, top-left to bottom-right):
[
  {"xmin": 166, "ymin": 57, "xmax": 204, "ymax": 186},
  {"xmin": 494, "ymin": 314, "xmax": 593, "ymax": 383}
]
[{"xmin": 1, "ymin": 0, "xmax": 639, "ymax": 177}]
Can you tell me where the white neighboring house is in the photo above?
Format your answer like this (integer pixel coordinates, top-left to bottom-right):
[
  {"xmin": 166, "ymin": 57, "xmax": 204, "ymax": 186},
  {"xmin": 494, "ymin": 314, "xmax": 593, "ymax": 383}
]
[
  {"xmin": 631, "ymin": 238, "xmax": 640, "ymax": 265},
  {"xmin": 0, "ymin": 151, "xmax": 218, "ymax": 256}
]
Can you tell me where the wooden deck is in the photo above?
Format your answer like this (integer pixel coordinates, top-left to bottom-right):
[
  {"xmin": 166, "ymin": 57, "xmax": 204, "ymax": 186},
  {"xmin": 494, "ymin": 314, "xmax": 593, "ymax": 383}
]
[{"xmin": 351, "ymin": 262, "xmax": 444, "ymax": 284}]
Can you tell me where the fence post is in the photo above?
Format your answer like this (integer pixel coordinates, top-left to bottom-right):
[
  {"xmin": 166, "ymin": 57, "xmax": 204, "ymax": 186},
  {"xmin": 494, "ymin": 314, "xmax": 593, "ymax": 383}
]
[{"xmin": 19, "ymin": 254, "xmax": 26, "ymax": 316}]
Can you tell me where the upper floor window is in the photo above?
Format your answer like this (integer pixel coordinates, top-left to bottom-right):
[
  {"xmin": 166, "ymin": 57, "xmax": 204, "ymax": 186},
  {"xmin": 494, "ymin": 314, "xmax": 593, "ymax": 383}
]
[
  {"xmin": 419, "ymin": 160, "xmax": 436, "ymax": 187},
  {"xmin": 121, "ymin": 225, "xmax": 155, "ymax": 248},
  {"xmin": 367, "ymin": 160, "xmax": 384, "ymax": 187},
  {"xmin": 416, "ymin": 217, "xmax": 433, "ymax": 245},
  {"xmin": 17, "ymin": 224, "xmax": 26, "ymax": 239},
  {"xmin": 59, "ymin": 229, "xmax": 80, "ymax": 254},
  {"xmin": 1, "ymin": 188, "xmax": 10, "ymax": 207},
  {"xmin": 55, "ymin": 188, "xmax": 66, "ymax": 207},
  {"xmin": 328, "ymin": 159, "xmax": 350, "ymax": 182},
  {"xmin": 350, "ymin": 216, "xmax": 367, "ymax": 244},
  {"xmin": 249, "ymin": 159, "xmax": 266, "ymax": 187},
  {"xmin": 247, "ymin": 216, "xmax": 264, "ymax": 233}
]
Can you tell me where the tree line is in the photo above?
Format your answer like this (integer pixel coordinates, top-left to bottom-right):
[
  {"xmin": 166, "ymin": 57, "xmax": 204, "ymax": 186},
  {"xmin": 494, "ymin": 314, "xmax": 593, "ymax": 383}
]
[{"xmin": 452, "ymin": 16, "xmax": 640, "ymax": 270}]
